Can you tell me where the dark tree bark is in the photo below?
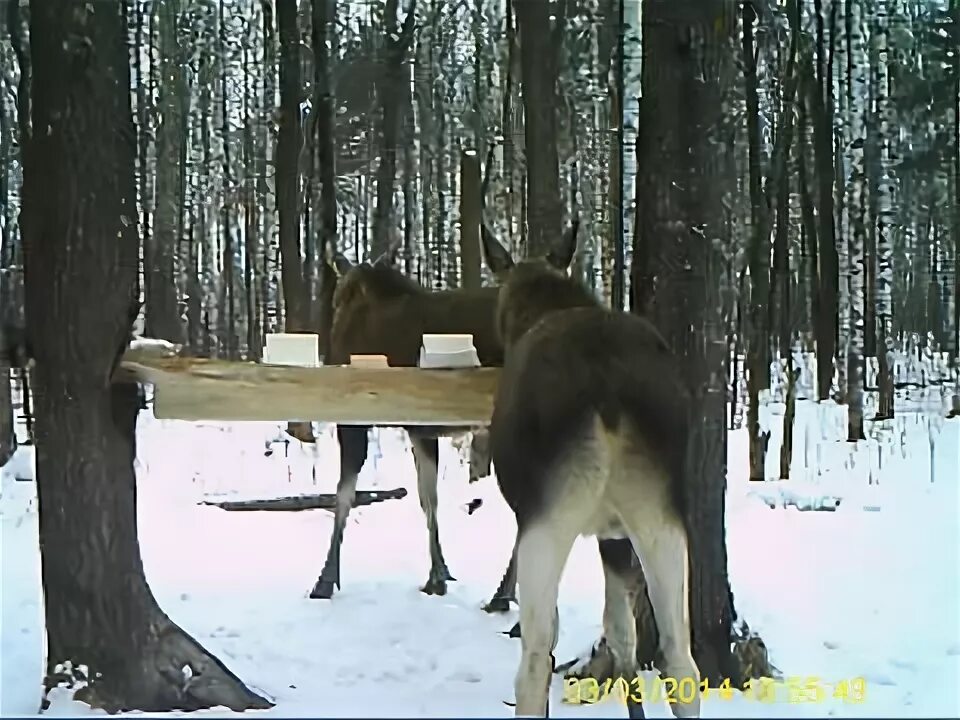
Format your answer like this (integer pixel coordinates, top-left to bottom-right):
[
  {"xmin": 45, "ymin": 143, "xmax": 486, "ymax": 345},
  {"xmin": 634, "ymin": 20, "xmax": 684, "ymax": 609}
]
[
  {"xmin": 459, "ymin": 149, "xmax": 483, "ymax": 289},
  {"xmin": 608, "ymin": 0, "xmax": 626, "ymax": 309},
  {"xmin": 773, "ymin": 0, "xmax": 803, "ymax": 478},
  {"xmin": 632, "ymin": 0, "xmax": 749, "ymax": 685},
  {"xmin": 512, "ymin": 0, "xmax": 565, "ymax": 257},
  {"xmin": 0, "ymin": 328, "xmax": 16, "ymax": 466},
  {"xmin": 370, "ymin": 0, "xmax": 416, "ymax": 260},
  {"xmin": 276, "ymin": 0, "xmax": 314, "ymax": 442},
  {"xmin": 0, "ymin": 72, "xmax": 15, "ymax": 466},
  {"xmin": 953, "ymin": 0, "xmax": 960, "ymax": 369},
  {"xmin": 742, "ymin": 0, "xmax": 770, "ymax": 481},
  {"xmin": 276, "ymin": 0, "xmax": 309, "ymax": 332},
  {"xmin": 810, "ymin": 0, "xmax": 840, "ymax": 401},
  {"xmin": 21, "ymin": 2, "xmax": 271, "ymax": 711},
  {"xmin": 145, "ymin": 0, "xmax": 186, "ymax": 345},
  {"xmin": 797, "ymin": 70, "xmax": 822, "ymax": 352},
  {"xmin": 217, "ymin": 0, "xmax": 237, "ymax": 360},
  {"xmin": 311, "ymin": 0, "xmax": 339, "ymax": 360}
]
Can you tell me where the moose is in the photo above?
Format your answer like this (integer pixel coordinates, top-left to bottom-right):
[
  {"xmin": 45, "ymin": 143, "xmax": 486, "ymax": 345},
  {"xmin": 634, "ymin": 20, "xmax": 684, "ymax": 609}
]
[
  {"xmin": 310, "ymin": 246, "xmax": 509, "ymax": 600},
  {"xmin": 479, "ymin": 220, "xmax": 702, "ymax": 718}
]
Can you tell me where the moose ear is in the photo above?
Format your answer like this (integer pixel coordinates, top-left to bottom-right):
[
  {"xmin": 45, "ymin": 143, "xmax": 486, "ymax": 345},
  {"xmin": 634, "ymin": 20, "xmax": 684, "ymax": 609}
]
[
  {"xmin": 546, "ymin": 216, "xmax": 579, "ymax": 271},
  {"xmin": 333, "ymin": 253, "xmax": 354, "ymax": 277},
  {"xmin": 481, "ymin": 224, "xmax": 515, "ymax": 276}
]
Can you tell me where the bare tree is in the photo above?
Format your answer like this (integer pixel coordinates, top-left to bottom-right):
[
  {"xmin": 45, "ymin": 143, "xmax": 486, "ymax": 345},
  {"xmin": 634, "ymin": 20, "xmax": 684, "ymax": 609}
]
[
  {"xmin": 311, "ymin": 0, "xmax": 338, "ymax": 357},
  {"xmin": 277, "ymin": 0, "xmax": 309, "ymax": 332},
  {"xmin": 845, "ymin": 0, "xmax": 867, "ymax": 440},
  {"xmin": 146, "ymin": 0, "xmax": 187, "ymax": 344},
  {"xmin": 513, "ymin": 0, "xmax": 565, "ymax": 257},
  {"xmin": 633, "ymin": 0, "xmax": 769, "ymax": 684},
  {"xmin": 22, "ymin": 1, "xmax": 270, "ymax": 711},
  {"xmin": 370, "ymin": 0, "xmax": 416, "ymax": 259}
]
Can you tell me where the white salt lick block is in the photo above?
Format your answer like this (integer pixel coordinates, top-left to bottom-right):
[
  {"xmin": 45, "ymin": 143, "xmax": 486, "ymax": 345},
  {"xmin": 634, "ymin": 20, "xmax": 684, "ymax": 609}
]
[
  {"xmin": 422, "ymin": 333, "xmax": 475, "ymax": 354},
  {"xmin": 262, "ymin": 333, "xmax": 319, "ymax": 367}
]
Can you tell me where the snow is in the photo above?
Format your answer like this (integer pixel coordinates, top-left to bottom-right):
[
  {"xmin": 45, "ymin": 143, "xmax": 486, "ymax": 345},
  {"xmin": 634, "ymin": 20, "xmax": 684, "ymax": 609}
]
[{"xmin": 2, "ymin": 390, "xmax": 959, "ymax": 718}]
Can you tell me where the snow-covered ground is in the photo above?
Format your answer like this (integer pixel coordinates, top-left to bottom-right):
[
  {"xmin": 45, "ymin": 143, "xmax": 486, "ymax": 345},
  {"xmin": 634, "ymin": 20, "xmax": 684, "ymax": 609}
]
[{"xmin": 2, "ymin": 389, "xmax": 959, "ymax": 717}]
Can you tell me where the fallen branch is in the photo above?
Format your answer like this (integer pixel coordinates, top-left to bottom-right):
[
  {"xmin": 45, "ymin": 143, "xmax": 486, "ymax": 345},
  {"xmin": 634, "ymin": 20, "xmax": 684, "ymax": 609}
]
[{"xmin": 200, "ymin": 487, "xmax": 408, "ymax": 512}]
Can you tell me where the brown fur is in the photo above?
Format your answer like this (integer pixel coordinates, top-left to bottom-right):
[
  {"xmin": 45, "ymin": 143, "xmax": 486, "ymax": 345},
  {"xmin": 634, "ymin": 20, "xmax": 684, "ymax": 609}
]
[
  {"xmin": 482, "ymin": 227, "xmax": 689, "ymax": 529},
  {"xmin": 328, "ymin": 261, "xmax": 503, "ymax": 370},
  {"xmin": 481, "ymin": 221, "xmax": 700, "ymax": 718},
  {"xmin": 309, "ymin": 255, "xmax": 504, "ymax": 600}
]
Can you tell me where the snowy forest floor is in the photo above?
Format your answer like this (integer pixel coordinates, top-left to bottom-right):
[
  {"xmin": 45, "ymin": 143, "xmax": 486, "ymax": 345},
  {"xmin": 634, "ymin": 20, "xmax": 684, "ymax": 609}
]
[{"xmin": 2, "ymin": 389, "xmax": 959, "ymax": 717}]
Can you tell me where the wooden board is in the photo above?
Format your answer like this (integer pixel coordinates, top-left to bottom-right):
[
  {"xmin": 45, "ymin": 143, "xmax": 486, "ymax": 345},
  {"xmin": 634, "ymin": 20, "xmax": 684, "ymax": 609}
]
[{"xmin": 117, "ymin": 355, "xmax": 500, "ymax": 425}]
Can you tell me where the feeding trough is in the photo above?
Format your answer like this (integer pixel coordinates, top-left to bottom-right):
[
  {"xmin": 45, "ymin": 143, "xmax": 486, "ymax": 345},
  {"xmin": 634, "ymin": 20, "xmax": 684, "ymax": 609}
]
[{"xmin": 116, "ymin": 333, "xmax": 499, "ymax": 426}]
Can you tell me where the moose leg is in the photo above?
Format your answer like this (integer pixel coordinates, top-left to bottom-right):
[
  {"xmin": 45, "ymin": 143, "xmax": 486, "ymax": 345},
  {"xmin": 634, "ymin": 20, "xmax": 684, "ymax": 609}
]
[
  {"xmin": 310, "ymin": 425, "xmax": 368, "ymax": 599},
  {"xmin": 513, "ymin": 521, "xmax": 576, "ymax": 717},
  {"xmin": 410, "ymin": 433, "xmax": 455, "ymax": 595},
  {"xmin": 614, "ymin": 484, "xmax": 701, "ymax": 719},
  {"xmin": 468, "ymin": 427, "xmax": 492, "ymax": 482},
  {"xmin": 564, "ymin": 538, "xmax": 640, "ymax": 684},
  {"xmin": 484, "ymin": 537, "xmax": 518, "ymax": 613}
]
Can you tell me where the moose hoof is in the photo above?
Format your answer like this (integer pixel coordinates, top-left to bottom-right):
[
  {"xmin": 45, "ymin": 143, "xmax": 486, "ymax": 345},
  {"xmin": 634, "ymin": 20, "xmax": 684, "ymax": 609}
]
[
  {"xmin": 563, "ymin": 638, "xmax": 616, "ymax": 682},
  {"xmin": 503, "ymin": 620, "xmax": 521, "ymax": 638},
  {"xmin": 420, "ymin": 578, "xmax": 449, "ymax": 596},
  {"xmin": 309, "ymin": 578, "xmax": 337, "ymax": 600},
  {"xmin": 483, "ymin": 596, "xmax": 514, "ymax": 614}
]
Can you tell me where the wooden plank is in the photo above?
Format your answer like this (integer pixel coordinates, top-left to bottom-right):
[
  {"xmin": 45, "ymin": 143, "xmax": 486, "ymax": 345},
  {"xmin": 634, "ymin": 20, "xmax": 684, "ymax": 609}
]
[{"xmin": 118, "ymin": 356, "xmax": 499, "ymax": 425}]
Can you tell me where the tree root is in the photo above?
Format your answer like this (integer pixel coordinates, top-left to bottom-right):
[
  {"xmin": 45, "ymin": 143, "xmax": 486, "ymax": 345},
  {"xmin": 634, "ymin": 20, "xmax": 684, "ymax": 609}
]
[
  {"xmin": 731, "ymin": 620, "xmax": 779, "ymax": 683},
  {"xmin": 47, "ymin": 621, "xmax": 273, "ymax": 714}
]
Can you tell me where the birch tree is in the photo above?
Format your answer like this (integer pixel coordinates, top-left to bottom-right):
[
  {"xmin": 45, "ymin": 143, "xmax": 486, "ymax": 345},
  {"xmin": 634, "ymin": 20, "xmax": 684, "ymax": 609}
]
[
  {"xmin": 873, "ymin": 0, "xmax": 896, "ymax": 418},
  {"xmin": 845, "ymin": 0, "xmax": 866, "ymax": 440}
]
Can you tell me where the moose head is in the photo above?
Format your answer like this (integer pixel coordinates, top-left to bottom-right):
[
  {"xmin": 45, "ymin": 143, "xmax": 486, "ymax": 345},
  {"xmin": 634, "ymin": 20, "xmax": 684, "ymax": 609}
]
[{"xmin": 479, "ymin": 218, "xmax": 587, "ymax": 350}]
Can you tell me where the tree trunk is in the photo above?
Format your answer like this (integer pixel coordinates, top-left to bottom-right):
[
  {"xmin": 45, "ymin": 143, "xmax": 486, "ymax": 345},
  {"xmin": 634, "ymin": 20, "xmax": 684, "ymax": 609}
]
[
  {"xmin": 276, "ymin": 0, "xmax": 314, "ymax": 442},
  {"xmin": 276, "ymin": 0, "xmax": 308, "ymax": 332},
  {"xmin": 146, "ymin": 0, "xmax": 186, "ymax": 345},
  {"xmin": 513, "ymin": 0, "xmax": 564, "ymax": 257},
  {"xmin": 608, "ymin": 0, "xmax": 626, "ymax": 310},
  {"xmin": 845, "ymin": 0, "xmax": 866, "ymax": 441},
  {"xmin": 0, "ymin": 82, "xmax": 15, "ymax": 466},
  {"xmin": 242, "ymin": 41, "xmax": 260, "ymax": 360},
  {"xmin": 22, "ymin": 1, "xmax": 270, "ymax": 711},
  {"xmin": 311, "ymin": 0, "xmax": 338, "ymax": 360},
  {"xmin": 798, "ymin": 75, "xmax": 822, "ymax": 359},
  {"xmin": 371, "ymin": 0, "xmax": 416, "ymax": 261},
  {"xmin": 218, "ymin": 0, "xmax": 237, "ymax": 360},
  {"xmin": 0, "ymin": 334, "xmax": 15, "ymax": 466},
  {"xmin": 260, "ymin": 0, "xmax": 277, "ymax": 339},
  {"xmin": 742, "ymin": 0, "xmax": 770, "ymax": 481},
  {"xmin": 874, "ymin": 0, "xmax": 896, "ymax": 419},
  {"xmin": 774, "ymin": 0, "xmax": 803, "ymax": 479},
  {"xmin": 811, "ymin": 0, "xmax": 840, "ymax": 402},
  {"xmin": 954, "ymin": 0, "xmax": 960, "ymax": 367},
  {"xmin": 633, "ymin": 0, "xmax": 748, "ymax": 685},
  {"xmin": 459, "ymin": 149, "xmax": 482, "ymax": 289}
]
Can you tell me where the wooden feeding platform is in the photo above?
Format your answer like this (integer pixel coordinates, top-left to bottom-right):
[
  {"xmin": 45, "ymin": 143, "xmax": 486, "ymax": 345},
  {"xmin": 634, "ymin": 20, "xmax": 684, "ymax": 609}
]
[{"xmin": 116, "ymin": 352, "xmax": 500, "ymax": 426}]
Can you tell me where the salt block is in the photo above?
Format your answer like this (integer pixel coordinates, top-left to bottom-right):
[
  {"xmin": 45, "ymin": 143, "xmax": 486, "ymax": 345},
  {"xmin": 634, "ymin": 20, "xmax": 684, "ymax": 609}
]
[
  {"xmin": 349, "ymin": 354, "xmax": 389, "ymax": 369},
  {"xmin": 418, "ymin": 346, "xmax": 481, "ymax": 369},
  {"xmin": 422, "ymin": 333, "xmax": 475, "ymax": 354},
  {"xmin": 263, "ymin": 333, "xmax": 319, "ymax": 367}
]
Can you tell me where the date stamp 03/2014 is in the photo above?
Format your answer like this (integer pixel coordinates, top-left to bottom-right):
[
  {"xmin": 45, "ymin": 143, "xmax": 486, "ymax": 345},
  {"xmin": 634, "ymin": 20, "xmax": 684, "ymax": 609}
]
[{"xmin": 563, "ymin": 675, "xmax": 869, "ymax": 706}]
